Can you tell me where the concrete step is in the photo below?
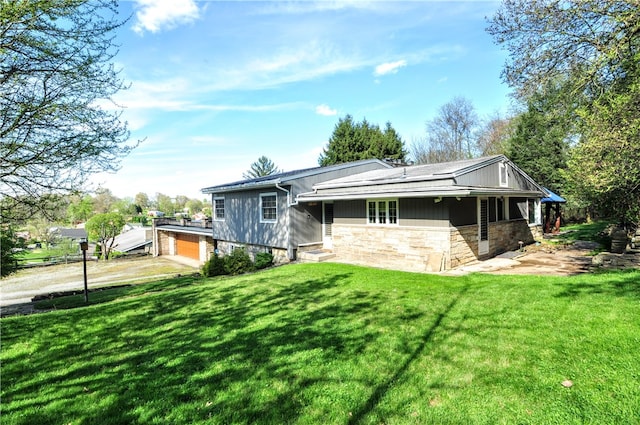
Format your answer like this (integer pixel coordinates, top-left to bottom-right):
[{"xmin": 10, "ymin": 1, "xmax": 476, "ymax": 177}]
[{"xmin": 298, "ymin": 249, "xmax": 335, "ymax": 262}]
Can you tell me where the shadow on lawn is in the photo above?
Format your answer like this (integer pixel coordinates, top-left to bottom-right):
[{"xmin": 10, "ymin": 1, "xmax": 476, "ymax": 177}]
[
  {"xmin": 554, "ymin": 270, "xmax": 640, "ymax": 299},
  {"xmin": 2, "ymin": 269, "xmax": 399, "ymax": 424},
  {"xmin": 347, "ymin": 283, "xmax": 470, "ymax": 425}
]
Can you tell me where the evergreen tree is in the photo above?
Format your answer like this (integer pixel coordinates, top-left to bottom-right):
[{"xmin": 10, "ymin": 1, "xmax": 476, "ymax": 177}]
[
  {"xmin": 505, "ymin": 85, "xmax": 573, "ymax": 194},
  {"xmin": 243, "ymin": 156, "xmax": 281, "ymax": 179},
  {"xmin": 319, "ymin": 115, "xmax": 407, "ymax": 166}
]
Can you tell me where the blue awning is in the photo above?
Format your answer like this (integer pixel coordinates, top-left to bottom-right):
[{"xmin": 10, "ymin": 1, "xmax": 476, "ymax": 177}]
[{"xmin": 541, "ymin": 188, "xmax": 566, "ymax": 203}]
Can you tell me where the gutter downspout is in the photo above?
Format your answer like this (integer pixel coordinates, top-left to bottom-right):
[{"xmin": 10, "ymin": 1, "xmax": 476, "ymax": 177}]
[{"xmin": 275, "ymin": 182, "xmax": 295, "ymax": 260}]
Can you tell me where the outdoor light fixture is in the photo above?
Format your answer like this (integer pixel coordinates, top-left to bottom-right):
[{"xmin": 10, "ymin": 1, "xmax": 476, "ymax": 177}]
[
  {"xmin": 79, "ymin": 240, "xmax": 89, "ymax": 303},
  {"xmin": 434, "ymin": 196, "xmax": 442, "ymax": 203}
]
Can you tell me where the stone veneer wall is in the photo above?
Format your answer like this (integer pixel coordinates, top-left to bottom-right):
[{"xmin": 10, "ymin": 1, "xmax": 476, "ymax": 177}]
[
  {"xmin": 156, "ymin": 231, "xmax": 172, "ymax": 256},
  {"xmin": 449, "ymin": 225, "xmax": 478, "ymax": 269},
  {"xmin": 332, "ymin": 220, "xmax": 543, "ymax": 273},
  {"xmin": 331, "ymin": 224, "xmax": 451, "ymax": 273},
  {"xmin": 487, "ymin": 219, "xmax": 540, "ymax": 258},
  {"xmin": 449, "ymin": 219, "xmax": 541, "ymax": 268},
  {"xmin": 215, "ymin": 240, "xmax": 290, "ymax": 265}
]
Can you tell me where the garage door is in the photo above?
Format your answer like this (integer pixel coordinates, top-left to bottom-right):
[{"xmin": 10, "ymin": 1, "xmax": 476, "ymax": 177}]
[{"xmin": 176, "ymin": 234, "xmax": 200, "ymax": 260}]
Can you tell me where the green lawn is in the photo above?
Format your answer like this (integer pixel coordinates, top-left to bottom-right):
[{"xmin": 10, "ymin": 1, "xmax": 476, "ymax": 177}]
[{"xmin": 2, "ymin": 263, "xmax": 639, "ymax": 424}]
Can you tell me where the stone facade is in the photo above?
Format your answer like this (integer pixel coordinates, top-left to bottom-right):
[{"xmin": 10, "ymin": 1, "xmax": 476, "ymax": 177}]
[
  {"xmin": 215, "ymin": 240, "xmax": 290, "ymax": 265},
  {"xmin": 331, "ymin": 224, "xmax": 451, "ymax": 273},
  {"xmin": 332, "ymin": 219, "xmax": 542, "ymax": 273},
  {"xmin": 449, "ymin": 225, "xmax": 478, "ymax": 269}
]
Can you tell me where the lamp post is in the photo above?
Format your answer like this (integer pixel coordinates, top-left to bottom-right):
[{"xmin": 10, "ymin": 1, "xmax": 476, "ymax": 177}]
[{"xmin": 79, "ymin": 240, "xmax": 89, "ymax": 303}]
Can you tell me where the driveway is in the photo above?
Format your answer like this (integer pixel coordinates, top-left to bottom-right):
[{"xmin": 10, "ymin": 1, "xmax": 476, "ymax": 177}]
[{"xmin": 0, "ymin": 256, "xmax": 199, "ymax": 315}]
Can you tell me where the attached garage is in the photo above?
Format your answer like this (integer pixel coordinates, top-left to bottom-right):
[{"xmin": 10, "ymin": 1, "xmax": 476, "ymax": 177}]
[{"xmin": 176, "ymin": 233, "xmax": 200, "ymax": 260}]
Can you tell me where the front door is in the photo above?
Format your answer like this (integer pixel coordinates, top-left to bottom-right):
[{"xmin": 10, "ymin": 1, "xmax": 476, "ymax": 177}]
[
  {"xmin": 478, "ymin": 198, "xmax": 489, "ymax": 255},
  {"xmin": 323, "ymin": 202, "xmax": 334, "ymax": 249}
]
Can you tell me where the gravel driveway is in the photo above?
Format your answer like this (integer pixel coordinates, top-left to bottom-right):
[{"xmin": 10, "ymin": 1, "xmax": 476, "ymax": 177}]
[{"xmin": 1, "ymin": 256, "xmax": 199, "ymax": 313}]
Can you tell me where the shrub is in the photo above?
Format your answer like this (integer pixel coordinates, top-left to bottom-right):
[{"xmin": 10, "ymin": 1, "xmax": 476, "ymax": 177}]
[
  {"xmin": 254, "ymin": 252, "xmax": 273, "ymax": 270},
  {"xmin": 224, "ymin": 248, "xmax": 254, "ymax": 275},
  {"xmin": 202, "ymin": 253, "xmax": 226, "ymax": 277}
]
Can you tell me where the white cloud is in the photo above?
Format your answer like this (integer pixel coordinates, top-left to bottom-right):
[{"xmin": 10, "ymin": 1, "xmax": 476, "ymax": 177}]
[
  {"xmin": 374, "ymin": 60, "xmax": 407, "ymax": 76},
  {"xmin": 315, "ymin": 104, "xmax": 337, "ymax": 116},
  {"xmin": 132, "ymin": 0, "xmax": 201, "ymax": 34}
]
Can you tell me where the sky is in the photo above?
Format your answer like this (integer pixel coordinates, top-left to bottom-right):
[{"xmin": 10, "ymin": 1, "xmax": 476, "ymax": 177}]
[{"xmin": 93, "ymin": 0, "xmax": 513, "ymax": 201}]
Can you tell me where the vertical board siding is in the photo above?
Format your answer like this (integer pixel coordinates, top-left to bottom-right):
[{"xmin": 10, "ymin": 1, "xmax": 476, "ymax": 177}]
[{"xmin": 399, "ymin": 198, "xmax": 449, "ymax": 227}]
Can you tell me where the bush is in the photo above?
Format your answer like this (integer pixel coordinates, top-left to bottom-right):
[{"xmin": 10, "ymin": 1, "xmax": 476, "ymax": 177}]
[
  {"xmin": 254, "ymin": 252, "xmax": 273, "ymax": 270},
  {"xmin": 224, "ymin": 248, "xmax": 254, "ymax": 275},
  {"xmin": 202, "ymin": 253, "xmax": 226, "ymax": 277}
]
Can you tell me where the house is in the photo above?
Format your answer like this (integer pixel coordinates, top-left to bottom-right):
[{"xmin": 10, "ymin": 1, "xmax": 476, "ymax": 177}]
[
  {"xmin": 152, "ymin": 217, "xmax": 214, "ymax": 264},
  {"xmin": 199, "ymin": 159, "xmax": 394, "ymax": 263},
  {"xmin": 295, "ymin": 155, "xmax": 547, "ymax": 272},
  {"xmin": 112, "ymin": 225, "xmax": 153, "ymax": 255},
  {"xmin": 156, "ymin": 155, "xmax": 548, "ymax": 272}
]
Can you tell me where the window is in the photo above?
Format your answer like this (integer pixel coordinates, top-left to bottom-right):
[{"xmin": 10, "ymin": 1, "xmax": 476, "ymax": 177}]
[
  {"xmin": 213, "ymin": 196, "xmax": 225, "ymax": 221},
  {"xmin": 496, "ymin": 197, "xmax": 504, "ymax": 221},
  {"xmin": 527, "ymin": 198, "xmax": 541, "ymax": 225},
  {"xmin": 260, "ymin": 193, "xmax": 277, "ymax": 222},
  {"xmin": 499, "ymin": 162, "xmax": 508, "ymax": 187},
  {"xmin": 367, "ymin": 199, "xmax": 398, "ymax": 225}
]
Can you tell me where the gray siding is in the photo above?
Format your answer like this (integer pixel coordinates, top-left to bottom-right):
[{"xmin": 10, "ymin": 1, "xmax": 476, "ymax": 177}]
[
  {"xmin": 400, "ymin": 198, "xmax": 449, "ymax": 227},
  {"xmin": 334, "ymin": 200, "xmax": 366, "ymax": 225},
  {"xmin": 333, "ymin": 198, "xmax": 451, "ymax": 228},
  {"xmin": 209, "ymin": 161, "xmax": 391, "ymax": 251},
  {"xmin": 456, "ymin": 162, "xmax": 539, "ymax": 191},
  {"xmin": 212, "ymin": 189, "xmax": 288, "ymax": 248},
  {"xmin": 457, "ymin": 163, "xmax": 501, "ymax": 187},
  {"xmin": 291, "ymin": 203, "xmax": 322, "ymax": 245}
]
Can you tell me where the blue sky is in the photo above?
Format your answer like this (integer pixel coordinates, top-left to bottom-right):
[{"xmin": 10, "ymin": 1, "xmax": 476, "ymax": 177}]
[{"xmin": 94, "ymin": 0, "xmax": 512, "ymax": 200}]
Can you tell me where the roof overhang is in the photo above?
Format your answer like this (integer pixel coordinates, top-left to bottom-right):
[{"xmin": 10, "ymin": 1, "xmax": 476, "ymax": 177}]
[
  {"xmin": 202, "ymin": 180, "xmax": 282, "ymax": 194},
  {"xmin": 154, "ymin": 225, "xmax": 213, "ymax": 236},
  {"xmin": 296, "ymin": 186, "xmax": 545, "ymax": 202}
]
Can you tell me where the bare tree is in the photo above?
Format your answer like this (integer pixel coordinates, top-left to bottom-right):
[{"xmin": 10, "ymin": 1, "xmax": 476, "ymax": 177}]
[
  {"xmin": 412, "ymin": 97, "xmax": 479, "ymax": 164},
  {"xmin": 476, "ymin": 113, "xmax": 513, "ymax": 156}
]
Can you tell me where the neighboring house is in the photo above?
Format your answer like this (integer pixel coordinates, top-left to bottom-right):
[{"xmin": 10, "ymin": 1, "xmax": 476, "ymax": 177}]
[
  {"xmin": 112, "ymin": 225, "xmax": 153, "ymax": 254},
  {"xmin": 152, "ymin": 218, "xmax": 214, "ymax": 263},
  {"xmin": 295, "ymin": 155, "xmax": 547, "ymax": 272},
  {"xmin": 200, "ymin": 159, "xmax": 394, "ymax": 263},
  {"xmin": 50, "ymin": 227, "xmax": 87, "ymax": 242}
]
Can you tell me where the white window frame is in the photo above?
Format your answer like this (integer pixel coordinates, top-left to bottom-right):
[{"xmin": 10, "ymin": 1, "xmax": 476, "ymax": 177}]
[
  {"xmin": 499, "ymin": 162, "xmax": 509, "ymax": 187},
  {"xmin": 213, "ymin": 196, "xmax": 225, "ymax": 221},
  {"xmin": 367, "ymin": 199, "xmax": 398, "ymax": 225},
  {"xmin": 260, "ymin": 192, "xmax": 277, "ymax": 223}
]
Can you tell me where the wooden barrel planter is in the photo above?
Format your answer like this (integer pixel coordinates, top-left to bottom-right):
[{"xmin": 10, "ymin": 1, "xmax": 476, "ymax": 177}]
[{"xmin": 610, "ymin": 229, "xmax": 628, "ymax": 254}]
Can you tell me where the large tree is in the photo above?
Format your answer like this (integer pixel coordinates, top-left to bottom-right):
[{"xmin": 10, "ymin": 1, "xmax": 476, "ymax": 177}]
[
  {"xmin": 0, "ymin": 0, "xmax": 135, "ymax": 221},
  {"xmin": 319, "ymin": 115, "xmax": 407, "ymax": 166},
  {"xmin": 412, "ymin": 97, "xmax": 479, "ymax": 164},
  {"xmin": 243, "ymin": 156, "xmax": 280, "ymax": 179},
  {"xmin": 504, "ymin": 84, "xmax": 574, "ymax": 193},
  {"xmin": 488, "ymin": 0, "xmax": 640, "ymax": 225}
]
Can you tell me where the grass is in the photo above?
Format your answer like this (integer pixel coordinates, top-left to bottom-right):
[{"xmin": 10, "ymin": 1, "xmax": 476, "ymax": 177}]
[
  {"xmin": 549, "ymin": 221, "xmax": 613, "ymax": 249},
  {"xmin": 2, "ymin": 263, "xmax": 639, "ymax": 424}
]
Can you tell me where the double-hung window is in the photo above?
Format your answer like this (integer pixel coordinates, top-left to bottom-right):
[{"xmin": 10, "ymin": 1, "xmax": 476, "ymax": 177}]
[
  {"xmin": 213, "ymin": 196, "xmax": 225, "ymax": 221},
  {"xmin": 260, "ymin": 193, "xmax": 277, "ymax": 223},
  {"xmin": 367, "ymin": 199, "xmax": 398, "ymax": 225}
]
